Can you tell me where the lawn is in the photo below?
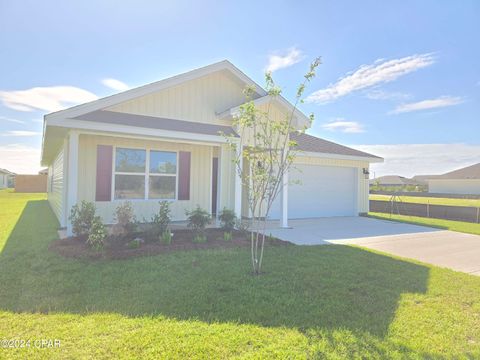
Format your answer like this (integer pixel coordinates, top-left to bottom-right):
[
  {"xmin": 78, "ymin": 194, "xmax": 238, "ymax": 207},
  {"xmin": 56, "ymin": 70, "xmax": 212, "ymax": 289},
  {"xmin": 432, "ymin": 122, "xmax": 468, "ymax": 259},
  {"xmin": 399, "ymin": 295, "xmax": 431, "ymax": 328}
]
[
  {"xmin": 369, "ymin": 211, "xmax": 480, "ymax": 236},
  {"xmin": 1, "ymin": 190, "xmax": 480, "ymax": 359},
  {"xmin": 370, "ymin": 194, "xmax": 480, "ymax": 207}
]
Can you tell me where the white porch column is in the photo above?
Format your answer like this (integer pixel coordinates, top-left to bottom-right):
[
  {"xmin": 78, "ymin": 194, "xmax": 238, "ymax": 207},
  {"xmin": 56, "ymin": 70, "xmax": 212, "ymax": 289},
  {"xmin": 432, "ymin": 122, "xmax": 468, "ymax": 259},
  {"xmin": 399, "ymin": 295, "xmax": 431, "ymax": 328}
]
[
  {"xmin": 234, "ymin": 143, "xmax": 243, "ymax": 218},
  {"xmin": 280, "ymin": 168, "xmax": 289, "ymax": 228},
  {"xmin": 66, "ymin": 131, "xmax": 79, "ymax": 236}
]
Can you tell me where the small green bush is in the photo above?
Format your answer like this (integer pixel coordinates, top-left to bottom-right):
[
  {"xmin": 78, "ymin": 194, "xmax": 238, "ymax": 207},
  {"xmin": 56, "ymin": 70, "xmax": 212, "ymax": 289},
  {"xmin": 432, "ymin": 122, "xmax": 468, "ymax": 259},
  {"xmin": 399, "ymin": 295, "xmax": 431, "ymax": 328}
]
[
  {"xmin": 114, "ymin": 201, "xmax": 137, "ymax": 238},
  {"xmin": 69, "ymin": 201, "xmax": 96, "ymax": 238},
  {"xmin": 161, "ymin": 230, "xmax": 172, "ymax": 245},
  {"xmin": 219, "ymin": 208, "xmax": 236, "ymax": 231},
  {"xmin": 223, "ymin": 231, "xmax": 232, "ymax": 241},
  {"xmin": 150, "ymin": 201, "xmax": 171, "ymax": 240},
  {"xmin": 126, "ymin": 238, "xmax": 143, "ymax": 249},
  {"xmin": 185, "ymin": 206, "xmax": 211, "ymax": 236},
  {"xmin": 87, "ymin": 216, "xmax": 107, "ymax": 251},
  {"xmin": 192, "ymin": 234, "xmax": 207, "ymax": 243}
]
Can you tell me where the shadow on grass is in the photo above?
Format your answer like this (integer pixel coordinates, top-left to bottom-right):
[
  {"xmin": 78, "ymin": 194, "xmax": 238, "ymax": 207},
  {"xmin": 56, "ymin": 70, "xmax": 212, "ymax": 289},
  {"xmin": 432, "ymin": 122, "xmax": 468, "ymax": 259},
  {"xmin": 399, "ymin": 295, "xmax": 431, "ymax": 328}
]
[{"xmin": 0, "ymin": 200, "xmax": 429, "ymax": 339}]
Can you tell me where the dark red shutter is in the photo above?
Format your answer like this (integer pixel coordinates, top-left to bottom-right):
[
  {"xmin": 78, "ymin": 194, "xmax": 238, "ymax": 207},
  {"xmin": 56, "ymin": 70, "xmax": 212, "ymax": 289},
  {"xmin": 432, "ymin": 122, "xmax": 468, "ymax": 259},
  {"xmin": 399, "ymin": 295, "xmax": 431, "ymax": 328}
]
[
  {"xmin": 95, "ymin": 145, "xmax": 113, "ymax": 201},
  {"xmin": 178, "ymin": 151, "xmax": 191, "ymax": 200}
]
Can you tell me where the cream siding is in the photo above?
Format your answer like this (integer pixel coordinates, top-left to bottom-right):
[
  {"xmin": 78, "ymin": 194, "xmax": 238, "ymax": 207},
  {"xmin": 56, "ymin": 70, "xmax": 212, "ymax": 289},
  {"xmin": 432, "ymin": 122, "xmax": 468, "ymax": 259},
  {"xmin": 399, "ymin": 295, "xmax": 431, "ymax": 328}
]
[
  {"xmin": 218, "ymin": 144, "xmax": 236, "ymax": 213},
  {"xmin": 77, "ymin": 134, "xmax": 214, "ymax": 223},
  {"xmin": 48, "ymin": 147, "xmax": 65, "ymax": 225},
  {"xmin": 428, "ymin": 179, "xmax": 480, "ymax": 195},
  {"xmin": 294, "ymin": 155, "xmax": 370, "ymax": 214},
  {"xmin": 106, "ymin": 71, "xmax": 252, "ymax": 126}
]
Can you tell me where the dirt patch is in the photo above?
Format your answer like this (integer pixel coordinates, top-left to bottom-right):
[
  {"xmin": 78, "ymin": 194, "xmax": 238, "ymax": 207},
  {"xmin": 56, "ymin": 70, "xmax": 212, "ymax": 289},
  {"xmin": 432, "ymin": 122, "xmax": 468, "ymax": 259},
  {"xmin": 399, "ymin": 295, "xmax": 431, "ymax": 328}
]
[{"xmin": 50, "ymin": 228, "xmax": 291, "ymax": 260}]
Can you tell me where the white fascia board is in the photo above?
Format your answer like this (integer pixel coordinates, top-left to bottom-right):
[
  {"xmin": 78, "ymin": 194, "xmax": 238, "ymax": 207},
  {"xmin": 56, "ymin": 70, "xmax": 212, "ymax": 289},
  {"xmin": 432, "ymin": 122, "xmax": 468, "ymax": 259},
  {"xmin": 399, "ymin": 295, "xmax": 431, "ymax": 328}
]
[
  {"xmin": 297, "ymin": 151, "xmax": 384, "ymax": 163},
  {"xmin": 46, "ymin": 118, "xmax": 234, "ymax": 145},
  {"xmin": 45, "ymin": 60, "xmax": 267, "ymax": 122}
]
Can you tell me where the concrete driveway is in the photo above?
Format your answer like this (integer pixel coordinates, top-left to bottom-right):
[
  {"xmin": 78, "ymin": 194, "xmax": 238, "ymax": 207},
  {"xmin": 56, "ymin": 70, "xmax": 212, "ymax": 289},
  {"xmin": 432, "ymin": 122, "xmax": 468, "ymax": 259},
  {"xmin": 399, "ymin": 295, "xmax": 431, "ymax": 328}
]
[{"xmin": 264, "ymin": 217, "xmax": 480, "ymax": 276}]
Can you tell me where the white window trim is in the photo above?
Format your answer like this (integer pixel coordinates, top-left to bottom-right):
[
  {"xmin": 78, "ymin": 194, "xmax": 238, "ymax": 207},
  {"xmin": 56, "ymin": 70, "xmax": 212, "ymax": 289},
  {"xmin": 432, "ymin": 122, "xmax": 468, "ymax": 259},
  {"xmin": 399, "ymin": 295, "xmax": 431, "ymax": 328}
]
[{"xmin": 111, "ymin": 145, "xmax": 179, "ymax": 202}]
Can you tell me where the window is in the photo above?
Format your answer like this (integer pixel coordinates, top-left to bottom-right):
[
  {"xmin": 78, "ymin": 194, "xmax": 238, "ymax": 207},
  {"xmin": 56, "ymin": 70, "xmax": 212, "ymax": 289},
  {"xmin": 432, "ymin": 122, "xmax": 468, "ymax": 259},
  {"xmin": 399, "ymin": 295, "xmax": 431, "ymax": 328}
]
[{"xmin": 113, "ymin": 147, "xmax": 177, "ymax": 200}]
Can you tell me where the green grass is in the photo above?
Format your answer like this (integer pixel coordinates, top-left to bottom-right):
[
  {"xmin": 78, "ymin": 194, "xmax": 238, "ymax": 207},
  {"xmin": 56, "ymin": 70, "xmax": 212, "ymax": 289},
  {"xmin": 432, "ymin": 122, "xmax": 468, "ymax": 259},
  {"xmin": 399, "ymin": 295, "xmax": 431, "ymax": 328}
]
[
  {"xmin": 370, "ymin": 194, "xmax": 480, "ymax": 207},
  {"xmin": 369, "ymin": 211, "xmax": 480, "ymax": 236},
  {"xmin": 1, "ymin": 190, "xmax": 480, "ymax": 358}
]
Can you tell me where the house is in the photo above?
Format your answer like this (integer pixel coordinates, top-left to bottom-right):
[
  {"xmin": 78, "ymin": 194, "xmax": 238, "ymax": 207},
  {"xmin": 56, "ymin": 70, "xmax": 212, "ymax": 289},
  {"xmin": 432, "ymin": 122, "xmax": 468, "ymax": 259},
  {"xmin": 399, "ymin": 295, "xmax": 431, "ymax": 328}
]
[
  {"xmin": 369, "ymin": 175, "xmax": 424, "ymax": 191},
  {"xmin": 38, "ymin": 168, "xmax": 49, "ymax": 175},
  {"xmin": 0, "ymin": 168, "xmax": 15, "ymax": 189},
  {"xmin": 428, "ymin": 163, "xmax": 480, "ymax": 195},
  {"xmin": 41, "ymin": 60, "xmax": 382, "ymax": 235}
]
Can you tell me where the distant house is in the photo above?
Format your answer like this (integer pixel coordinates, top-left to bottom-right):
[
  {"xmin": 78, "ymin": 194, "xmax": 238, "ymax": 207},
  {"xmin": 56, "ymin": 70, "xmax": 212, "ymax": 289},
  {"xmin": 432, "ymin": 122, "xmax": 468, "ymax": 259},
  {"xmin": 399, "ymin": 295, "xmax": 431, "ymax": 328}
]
[
  {"xmin": 0, "ymin": 168, "xmax": 15, "ymax": 189},
  {"xmin": 370, "ymin": 175, "xmax": 424, "ymax": 191},
  {"xmin": 428, "ymin": 163, "xmax": 480, "ymax": 195}
]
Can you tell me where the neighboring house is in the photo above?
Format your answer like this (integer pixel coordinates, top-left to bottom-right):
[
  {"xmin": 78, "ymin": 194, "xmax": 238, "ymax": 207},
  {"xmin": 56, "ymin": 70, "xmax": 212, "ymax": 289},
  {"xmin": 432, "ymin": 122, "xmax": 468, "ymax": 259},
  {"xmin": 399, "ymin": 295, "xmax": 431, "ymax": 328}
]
[
  {"xmin": 0, "ymin": 168, "xmax": 15, "ymax": 189},
  {"xmin": 38, "ymin": 168, "xmax": 49, "ymax": 175},
  {"xmin": 428, "ymin": 163, "xmax": 480, "ymax": 195},
  {"xmin": 41, "ymin": 60, "xmax": 382, "ymax": 235},
  {"xmin": 370, "ymin": 175, "xmax": 424, "ymax": 190}
]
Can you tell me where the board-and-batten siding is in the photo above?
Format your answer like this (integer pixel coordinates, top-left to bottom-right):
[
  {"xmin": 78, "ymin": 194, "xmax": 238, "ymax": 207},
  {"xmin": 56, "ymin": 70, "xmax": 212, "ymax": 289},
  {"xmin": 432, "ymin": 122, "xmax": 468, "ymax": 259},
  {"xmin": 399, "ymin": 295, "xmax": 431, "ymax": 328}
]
[
  {"xmin": 294, "ymin": 156, "xmax": 370, "ymax": 214},
  {"xmin": 106, "ymin": 70, "xmax": 253, "ymax": 126},
  {"xmin": 47, "ymin": 147, "xmax": 65, "ymax": 224},
  {"xmin": 77, "ymin": 134, "xmax": 215, "ymax": 223}
]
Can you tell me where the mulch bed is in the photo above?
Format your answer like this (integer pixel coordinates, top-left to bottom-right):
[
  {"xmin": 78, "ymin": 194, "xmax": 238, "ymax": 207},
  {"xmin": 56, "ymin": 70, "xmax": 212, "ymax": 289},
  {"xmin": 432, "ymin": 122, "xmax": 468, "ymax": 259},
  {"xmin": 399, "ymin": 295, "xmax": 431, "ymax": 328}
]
[{"xmin": 49, "ymin": 228, "xmax": 291, "ymax": 260}]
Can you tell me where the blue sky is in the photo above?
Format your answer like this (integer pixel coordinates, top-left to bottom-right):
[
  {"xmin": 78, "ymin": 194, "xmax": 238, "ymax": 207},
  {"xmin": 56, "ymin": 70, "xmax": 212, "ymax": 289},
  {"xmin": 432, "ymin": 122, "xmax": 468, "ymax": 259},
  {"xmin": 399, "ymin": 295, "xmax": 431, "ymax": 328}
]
[{"xmin": 0, "ymin": 0, "xmax": 479, "ymax": 176}]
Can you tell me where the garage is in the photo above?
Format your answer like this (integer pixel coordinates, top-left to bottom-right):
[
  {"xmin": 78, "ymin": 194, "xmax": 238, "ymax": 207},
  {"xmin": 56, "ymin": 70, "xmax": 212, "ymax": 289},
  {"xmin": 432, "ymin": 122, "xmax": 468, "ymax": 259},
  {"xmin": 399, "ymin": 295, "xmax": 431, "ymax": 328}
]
[{"xmin": 269, "ymin": 164, "xmax": 357, "ymax": 219}]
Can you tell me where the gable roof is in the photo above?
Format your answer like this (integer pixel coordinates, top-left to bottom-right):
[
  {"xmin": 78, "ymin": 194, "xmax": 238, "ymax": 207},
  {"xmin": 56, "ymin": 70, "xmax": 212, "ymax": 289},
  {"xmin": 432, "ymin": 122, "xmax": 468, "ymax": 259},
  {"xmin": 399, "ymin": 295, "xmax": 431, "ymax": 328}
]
[
  {"xmin": 45, "ymin": 60, "xmax": 267, "ymax": 122},
  {"xmin": 291, "ymin": 132, "xmax": 382, "ymax": 160},
  {"xmin": 0, "ymin": 168, "xmax": 15, "ymax": 175},
  {"xmin": 434, "ymin": 163, "xmax": 480, "ymax": 180},
  {"xmin": 74, "ymin": 110, "xmax": 238, "ymax": 137}
]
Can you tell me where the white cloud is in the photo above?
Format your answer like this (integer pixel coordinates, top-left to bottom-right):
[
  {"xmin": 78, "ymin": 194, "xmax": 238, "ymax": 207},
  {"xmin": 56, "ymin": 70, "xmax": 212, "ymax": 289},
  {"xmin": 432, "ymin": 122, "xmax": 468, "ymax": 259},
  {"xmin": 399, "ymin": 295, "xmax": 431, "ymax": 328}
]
[
  {"xmin": 265, "ymin": 47, "xmax": 305, "ymax": 73},
  {"xmin": 364, "ymin": 89, "xmax": 411, "ymax": 101},
  {"xmin": 306, "ymin": 53, "xmax": 435, "ymax": 104},
  {"xmin": 352, "ymin": 143, "xmax": 480, "ymax": 178},
  {"xmin": 101, "ymin": 78, "xmax": 130, "ymax": 92},
  {"xmin": 390, "ymin": 96, "xmax": 464, "ymax": 114},
  {"xmin": 0, "ymin": 86, "xmax": 98, "ymax": 112},
  {"xmin": 0, "ymin": 144, "xmax": 41, "ymax": 174},
  {"xmin": 322, "ymin": 119, "xmax": 365, "ymax": 133},
  {"xmin": 2, "ymin": 130, "xmax": 41, "ymax": 137},
  {"xmin": 0, "ymin": 116, "xmax": 25, "ymax": 124}
]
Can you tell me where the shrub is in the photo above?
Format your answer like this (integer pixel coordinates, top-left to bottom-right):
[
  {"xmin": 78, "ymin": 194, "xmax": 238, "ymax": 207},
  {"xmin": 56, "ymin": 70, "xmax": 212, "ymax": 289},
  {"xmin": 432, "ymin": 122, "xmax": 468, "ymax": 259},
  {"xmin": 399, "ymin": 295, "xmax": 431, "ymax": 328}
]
[
  {"xmin": 223, "ymin": 231, "xmax": 232, "ymax": 241},
  {"xmin": 150, "ymin": 201, "xmax": 171, "ymax": 240},
  {"xmin": 185, "ymin": 206, "xmax": 211, "ymax": 235},
  {"xmin": 87, "ymin": 216, "xmax": 107, "ymax": 251},
  {"xmin": 69, "ymin": 201, "xmax": 96, "ymax": 238},
  {"xmin": 219, "ymin": 208, "xmax": 236, "ymax": 231},
  {"xmin": 192, "ymin": 234, "xmax": 207, "ymax": 243},
  {"xmin": 126, "ymin": 238, "xmax": 143, "ymax": 249},
  {"xmin": 114, "ymin": 201, "xmax": 137, "ymax": 238},
  {"xmin": 161, "ymin": 230, "xmax": 172, "ymax": 245}
]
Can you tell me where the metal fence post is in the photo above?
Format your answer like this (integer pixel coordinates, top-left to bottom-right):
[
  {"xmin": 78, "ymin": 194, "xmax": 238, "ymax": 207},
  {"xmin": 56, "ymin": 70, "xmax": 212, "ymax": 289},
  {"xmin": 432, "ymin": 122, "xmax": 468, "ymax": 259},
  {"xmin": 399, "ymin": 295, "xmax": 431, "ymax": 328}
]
[
  {"xmin": 427, "ymin": 201, "xmax": 430, "ymax": 218},
  {"xmin": 477, "ymin": 207, "xmax": 479, "ymax": 223}
]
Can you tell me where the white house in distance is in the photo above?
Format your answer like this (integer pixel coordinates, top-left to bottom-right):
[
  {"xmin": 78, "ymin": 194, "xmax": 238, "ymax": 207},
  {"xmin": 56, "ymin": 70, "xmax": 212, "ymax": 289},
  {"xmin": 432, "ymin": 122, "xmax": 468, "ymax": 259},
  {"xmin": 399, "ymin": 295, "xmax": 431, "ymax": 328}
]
[
  {"xmin": 428, "ymin": 163, "xmax": 480, "ymax": 195},
  {"xmin": 0, "ymin": 168, "xmax": 15, "ymax": 189},
  {"xmin": 41, "ymin": 60, "xmax": 382, "ymax": 235}
]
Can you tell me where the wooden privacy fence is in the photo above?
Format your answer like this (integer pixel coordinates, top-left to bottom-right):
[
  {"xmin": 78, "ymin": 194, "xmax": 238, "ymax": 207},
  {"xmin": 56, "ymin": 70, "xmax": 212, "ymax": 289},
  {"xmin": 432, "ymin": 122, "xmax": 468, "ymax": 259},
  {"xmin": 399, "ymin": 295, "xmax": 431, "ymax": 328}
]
[
  {"xmin": 14, "ymin": 174, "xmax": 47, "ymax": 193},
  {"xmin": 370, "ymin": 200, "xmax": 480, "ymax": 224}
]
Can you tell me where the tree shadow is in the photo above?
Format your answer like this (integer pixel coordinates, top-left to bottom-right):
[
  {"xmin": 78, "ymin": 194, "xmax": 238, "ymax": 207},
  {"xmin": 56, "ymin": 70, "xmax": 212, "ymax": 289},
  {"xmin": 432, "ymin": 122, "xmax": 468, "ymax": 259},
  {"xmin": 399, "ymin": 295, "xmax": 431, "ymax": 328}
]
[{"xmin": 0, "ymin": 200, "xmax": 429, "ymax": 339}]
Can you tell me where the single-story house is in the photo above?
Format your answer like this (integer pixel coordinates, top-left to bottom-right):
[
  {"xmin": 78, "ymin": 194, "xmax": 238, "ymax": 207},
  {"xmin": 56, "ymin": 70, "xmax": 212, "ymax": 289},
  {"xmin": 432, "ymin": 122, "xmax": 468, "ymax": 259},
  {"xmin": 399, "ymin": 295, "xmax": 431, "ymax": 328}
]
[
  {"xmin": 369, "ymin": 175, "xmax": 424, "ymax": 190},
  {"xmin": 428, "ymin": 163, "xmax": 480, "ymax": 195},
  {"xmin": 41, "ymin": 60, "xmax": 382, "ymax": 235},
  {"xmin": 0, "ymin": 168, "xmax": 15, "ymax": 189}
]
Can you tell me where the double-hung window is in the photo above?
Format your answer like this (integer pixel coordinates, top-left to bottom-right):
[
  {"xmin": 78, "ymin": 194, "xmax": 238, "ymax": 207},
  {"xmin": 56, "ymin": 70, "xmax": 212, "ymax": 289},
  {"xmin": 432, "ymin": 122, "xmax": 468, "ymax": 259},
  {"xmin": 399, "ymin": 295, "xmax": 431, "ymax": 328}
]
[{"xmin": 113, "ymin": 147, "xmax": 177, "ymax": 200}]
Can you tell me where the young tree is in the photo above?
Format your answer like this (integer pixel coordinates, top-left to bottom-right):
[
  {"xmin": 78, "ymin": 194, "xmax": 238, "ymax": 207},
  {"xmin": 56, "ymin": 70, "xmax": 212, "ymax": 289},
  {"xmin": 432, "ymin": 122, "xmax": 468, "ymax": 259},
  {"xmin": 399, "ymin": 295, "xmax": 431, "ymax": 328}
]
[{"xmin": 224, "ymin": 58, "xmax": 321, "ymax": 275}]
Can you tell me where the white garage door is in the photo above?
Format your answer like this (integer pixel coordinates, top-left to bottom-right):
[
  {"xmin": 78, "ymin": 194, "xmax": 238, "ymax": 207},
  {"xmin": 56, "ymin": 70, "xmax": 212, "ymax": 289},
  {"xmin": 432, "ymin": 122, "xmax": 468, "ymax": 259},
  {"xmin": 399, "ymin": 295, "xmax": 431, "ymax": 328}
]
[{"xmin": 269, "ymin": 164, "xmax": 357, "ymax": 219}]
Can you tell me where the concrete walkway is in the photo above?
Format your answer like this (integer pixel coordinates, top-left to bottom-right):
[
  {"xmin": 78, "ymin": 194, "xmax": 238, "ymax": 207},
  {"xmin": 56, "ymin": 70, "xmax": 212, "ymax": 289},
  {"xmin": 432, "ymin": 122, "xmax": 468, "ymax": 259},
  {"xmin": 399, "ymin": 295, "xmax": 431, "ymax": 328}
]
[{"xmin": 264, "ymin": 217, "xmax": 480, "ymax": 276}]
